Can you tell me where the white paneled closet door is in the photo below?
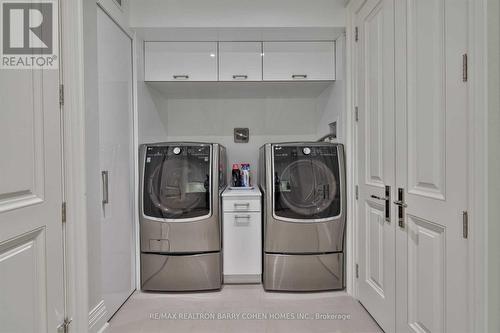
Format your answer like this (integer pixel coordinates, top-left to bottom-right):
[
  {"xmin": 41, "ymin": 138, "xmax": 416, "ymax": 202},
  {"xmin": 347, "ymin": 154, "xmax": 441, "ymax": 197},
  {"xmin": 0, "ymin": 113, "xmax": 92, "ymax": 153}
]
[
  {"xmin": 0, "ymin": 3, "xmax": 65, "ymax": 331},
  {"xmin": 355, "ymin": 0, "xmax": 396, "ymax": 332},
  {"xmin": 394, "ymin": 0, "xmax": 469, "ymax": 332},
  {"xmin": 355, "ymin": 0, "xmax": 470, "ymax": 332},
  {"xmin": 97, "ymin": 6, "xmax": 135, "ymax": 322}
]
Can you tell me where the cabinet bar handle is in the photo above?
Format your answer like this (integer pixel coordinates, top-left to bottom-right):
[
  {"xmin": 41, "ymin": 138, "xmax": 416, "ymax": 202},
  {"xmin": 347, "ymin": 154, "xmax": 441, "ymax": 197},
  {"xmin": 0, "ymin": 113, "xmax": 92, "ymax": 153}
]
[
  {"xmin": 292, "ymin": 74, "xmax": 308, "ymax": 79},
  {"xmin": 173, "ymin": 75, "xmax": 189, "ymax": 80},
  {"xmin": 234, "ymin": 202, "xmax": 250, "ymax": 207},
  {"xmin": 101, "ymin": 171, "xmax": 109, "ymax": 205},
  {"xmin": 235, "ymin": 215, "xmax": 251, "ymax": 219},
  {"xmin": 232, "ymin": 75, "xmax": 248, "ymax": 80}
]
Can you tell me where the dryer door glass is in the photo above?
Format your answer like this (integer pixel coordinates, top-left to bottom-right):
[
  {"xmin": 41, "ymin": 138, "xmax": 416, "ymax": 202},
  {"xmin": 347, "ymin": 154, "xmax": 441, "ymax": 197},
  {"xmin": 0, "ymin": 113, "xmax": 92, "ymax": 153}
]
[
  {"xmin": 143, "ymin": 145, "xmax": 211, "ymax": 220},
  {"xmin": 273, "ymin": 145, "xmax": 341, "ymax": 220}
]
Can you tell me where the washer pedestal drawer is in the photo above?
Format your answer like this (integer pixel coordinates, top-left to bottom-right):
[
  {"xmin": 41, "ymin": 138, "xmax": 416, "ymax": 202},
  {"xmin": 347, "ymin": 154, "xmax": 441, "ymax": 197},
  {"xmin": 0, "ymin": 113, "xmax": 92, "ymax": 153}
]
[
  {"xmin": 141, "ymin": 252, "xmax": 221, "ymax": 291},
  {"xmin": 263, "ymin": 253, "xmax": 343, "ymax": 291}
]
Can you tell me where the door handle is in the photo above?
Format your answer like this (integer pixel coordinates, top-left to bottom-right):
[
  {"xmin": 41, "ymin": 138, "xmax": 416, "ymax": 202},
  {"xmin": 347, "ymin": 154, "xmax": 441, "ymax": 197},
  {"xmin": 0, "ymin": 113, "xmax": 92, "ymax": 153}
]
[
  {"xmin": 370, "ymin": 185, "xmax": 391, "ymax": 222},
  {"xmin": 101, "ymin": 171, "xmax": 109, "ymax": 205},
  {"xmin": 394, "ymin": 188, "xmax": 407, "ymax": 228},
  {"xmin": 292, "ymin": 74, "xmax": 308, "ymax": 79}
]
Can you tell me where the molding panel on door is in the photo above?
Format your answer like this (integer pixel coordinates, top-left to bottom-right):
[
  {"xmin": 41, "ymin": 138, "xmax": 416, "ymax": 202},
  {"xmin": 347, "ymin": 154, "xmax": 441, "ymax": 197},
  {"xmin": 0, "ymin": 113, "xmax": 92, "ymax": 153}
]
[
  {"xmin": 364, "ymin": 3, "xmax": 385, "ymax": 188},
  {"xmin": 365, "ymin": 201, "xmax": 386, "ymax": 297},
  {"xmin": 407, "ymin": 215, "xmax": 445, "ymax": 333},
  {"xmin": 0, "ymin": 228, "xmax": 47, "ymax": 332},
  {"xmin": 356, "ymin": 0, "xmax": 396, "ymax": 331},
  {"xmin": 0, "ymin": 72, "xmax": 45, "ymax": 212},
  {"xmin": 406, "ymin": 0, "xmax": 446, "ymax": 200}
]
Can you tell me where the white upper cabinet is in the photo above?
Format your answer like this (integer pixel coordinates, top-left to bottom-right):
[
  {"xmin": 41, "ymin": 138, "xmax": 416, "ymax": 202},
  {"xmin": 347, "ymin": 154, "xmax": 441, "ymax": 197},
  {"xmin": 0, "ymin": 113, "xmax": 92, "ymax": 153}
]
[
  {"xmin": 262, "ymin": 41, "xmax": 335, "ymax": 81},
  {"xmin": 219, "ymin": 42, "xmax": 263, "ymax": 81},
  {"xmin": 145, "ymin": 42, "xmax": 218, "ymax": 81}
]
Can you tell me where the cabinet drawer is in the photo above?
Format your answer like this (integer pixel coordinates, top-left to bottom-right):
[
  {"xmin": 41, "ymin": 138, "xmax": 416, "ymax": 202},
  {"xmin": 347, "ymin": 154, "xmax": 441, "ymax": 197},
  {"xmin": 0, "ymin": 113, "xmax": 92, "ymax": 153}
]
[
  {"xmin": 263, "ymin": 41, "xmax": 335, "ymax": 81},
  {"xmin": 223, "ymin": 212, "xmax": 262, "ymax": 276},
  {"xmin": 223, "ymin": 198, "xmax": 261, "ymax": 212},
  {"xmin": 145, "ymin": 42, "xmax": 218, "ymax": 81}
]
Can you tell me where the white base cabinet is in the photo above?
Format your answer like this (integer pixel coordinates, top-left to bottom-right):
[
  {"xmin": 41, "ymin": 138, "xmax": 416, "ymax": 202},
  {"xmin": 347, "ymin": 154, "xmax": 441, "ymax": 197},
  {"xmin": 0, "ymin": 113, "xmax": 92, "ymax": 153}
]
[{"xmin": 222, "ymin": 188, "xmax": 262, "ymax": 284}]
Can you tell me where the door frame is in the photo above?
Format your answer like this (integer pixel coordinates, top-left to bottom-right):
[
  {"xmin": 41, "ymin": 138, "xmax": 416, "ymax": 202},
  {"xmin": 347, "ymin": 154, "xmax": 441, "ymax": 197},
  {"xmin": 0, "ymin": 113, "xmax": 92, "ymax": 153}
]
[
  {"xmin": 59, "ymin": 0, "xmax": 139, "ymax": 331},
  {"xmin": 345, "ymin": 0, "xmax": 489, "ymax": 331}
]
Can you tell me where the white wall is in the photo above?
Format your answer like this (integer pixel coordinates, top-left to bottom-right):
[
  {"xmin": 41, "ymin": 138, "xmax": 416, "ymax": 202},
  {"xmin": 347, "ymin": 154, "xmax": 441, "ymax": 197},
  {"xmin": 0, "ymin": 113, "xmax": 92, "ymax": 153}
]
[
  {"xmin": 316, "ymin": 34, "xmax": 346, "ymax": 142},
  {"xmin": 97, "ymin": 0, "xmax": 130, "ymax": 28},
  {"xmin": 129, "ymin": 0, "xmax": 346, "ymax": 28},
  {"xmin": 135, "ymin": 37, "xmax": 168, "ymax": 144},
  {"xmin": 145, "ymin": 85, "xmax": 327, "ymax": 184},
  {"xmin": 488, "ymin": 0, "xmax": 500, "ymax": 330}
]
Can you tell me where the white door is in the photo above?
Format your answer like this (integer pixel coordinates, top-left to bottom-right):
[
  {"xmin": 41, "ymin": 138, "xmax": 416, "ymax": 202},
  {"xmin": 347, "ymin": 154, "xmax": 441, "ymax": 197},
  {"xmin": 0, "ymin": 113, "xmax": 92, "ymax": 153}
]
[
  {"xmin": 97, "ymin": 7, "xmax": 135, "ymax": 321},
  {"xmin": 394, "ymin": 0, "xmax": 469, "ymax": 332},
  {"xmin": 0, "ymin": 4, "xmax": 64, "ymax": 333},
  {"xmin": 355, "ymin": 0, "xmax": 396, "ymax": 332}
]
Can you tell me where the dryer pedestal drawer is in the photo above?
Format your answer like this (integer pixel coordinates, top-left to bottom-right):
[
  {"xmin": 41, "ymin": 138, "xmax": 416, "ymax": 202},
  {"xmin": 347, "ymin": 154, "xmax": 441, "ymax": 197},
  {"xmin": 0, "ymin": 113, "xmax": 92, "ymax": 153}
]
[
  {"xmin": 141, "ymin": 252, "xmax": 221, "ymax": 291},
  {"xmin": 263, "ymin": 253, "xmax": 343, "ymax": 291}
]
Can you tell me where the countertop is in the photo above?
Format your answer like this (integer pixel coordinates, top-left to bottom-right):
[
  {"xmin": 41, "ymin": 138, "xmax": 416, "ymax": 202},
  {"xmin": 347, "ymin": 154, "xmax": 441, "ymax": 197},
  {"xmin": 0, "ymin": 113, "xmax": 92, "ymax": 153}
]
[{"xmin": 222, "ymin": 187, "xmax": 262, "ymax": 197}]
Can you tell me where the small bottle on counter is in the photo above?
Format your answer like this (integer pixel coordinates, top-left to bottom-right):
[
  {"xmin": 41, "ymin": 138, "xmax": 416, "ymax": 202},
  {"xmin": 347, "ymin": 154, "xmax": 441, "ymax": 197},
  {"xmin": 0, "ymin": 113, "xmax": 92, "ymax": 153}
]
[
  {"xmin": 232, "ymin": 164, "xmax": 241, "ymax": 187},
  {"xmin": 241, "ymin": 163, "xmax": 250, "ymax": 187}
]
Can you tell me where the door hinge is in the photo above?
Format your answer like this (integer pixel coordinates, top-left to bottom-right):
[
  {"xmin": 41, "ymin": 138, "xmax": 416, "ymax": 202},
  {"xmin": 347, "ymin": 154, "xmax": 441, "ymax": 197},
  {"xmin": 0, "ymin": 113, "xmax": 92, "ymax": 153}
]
[
  {"xmin": 355, "ymin": 263, "xmax": 359, "ymax": 279},
  {"xmin": 57, "ymin": 318, "xmax": 72, "ymax": 333},
  {"xmin": 355, "ymin": 185, "xmax": 359, "ymax": 200},
  {"xmin": 62, "ymin": 202, "xmax": 67, "ymax": 224},
  {"xmin": 59, "ymin": 84, "xmax": 64, "ymax": 107},
  {"xmin": 462, "ymin": 54, "xmax": 468, "ymax": 82},
  {"xmin": 355, "ymin": 26, "xmax": 359, "ymax": 42},
  {"xmin": 354, "ymin": 106, "xmax": 359, "ymax": 122},
  {"xmin": 462, "ymin": 211, "xmax": 468, "ymax": 239}
]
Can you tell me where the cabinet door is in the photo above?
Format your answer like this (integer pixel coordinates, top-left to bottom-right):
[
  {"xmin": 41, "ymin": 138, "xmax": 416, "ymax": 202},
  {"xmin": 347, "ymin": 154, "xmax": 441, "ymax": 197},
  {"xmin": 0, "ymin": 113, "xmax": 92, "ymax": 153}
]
[
  {"xmin": 223, "ymin": 212, "xmax": 261, "ymax": 275},
  {"xmin": 145, "ymin": 42, "xmax": 218, "ymax": 81},
  {"xmin": 219, "ymin": 42, "xmax": 262, "ymax": 81},
  {"xmin": 97, "ymin": 7, "xmax": 135, "ymax": 322},
  {"xmin": 263, "ymin": 41, "xmax": 335, "ymax": 81}
]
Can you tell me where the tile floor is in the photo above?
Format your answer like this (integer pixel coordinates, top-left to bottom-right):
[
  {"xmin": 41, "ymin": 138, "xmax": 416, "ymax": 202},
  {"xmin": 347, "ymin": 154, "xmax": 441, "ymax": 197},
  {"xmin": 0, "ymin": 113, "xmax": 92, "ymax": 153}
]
[{"xmin": 107, "ymin": 285, "xmax": 382, "ymax": 333}]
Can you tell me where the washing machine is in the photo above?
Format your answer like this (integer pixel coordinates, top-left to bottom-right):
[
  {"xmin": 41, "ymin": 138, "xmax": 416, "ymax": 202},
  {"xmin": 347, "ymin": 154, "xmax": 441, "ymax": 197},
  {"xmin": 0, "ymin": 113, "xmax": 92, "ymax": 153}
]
[
  {"xmin": 259, "ymin": 142, "xmax": 346, "ymax": 291},
  {"xmin": 139, "ymin": 142, "xmax": 226, "ymax": 291}
]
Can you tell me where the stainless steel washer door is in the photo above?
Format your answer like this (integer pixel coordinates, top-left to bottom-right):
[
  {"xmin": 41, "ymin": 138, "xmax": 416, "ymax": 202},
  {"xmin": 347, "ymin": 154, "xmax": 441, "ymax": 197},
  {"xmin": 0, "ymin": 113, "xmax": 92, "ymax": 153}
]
[
  {"xmin": 143, "ymin": 145, "xmax": 211, "ymax": 221},
  {"xmin": 273, "ymin": 145, "xmax": 341, "ymax": 222},
  {"xmin": 278, "ymin": 159, "xmax": 337, "ymax": 216}
]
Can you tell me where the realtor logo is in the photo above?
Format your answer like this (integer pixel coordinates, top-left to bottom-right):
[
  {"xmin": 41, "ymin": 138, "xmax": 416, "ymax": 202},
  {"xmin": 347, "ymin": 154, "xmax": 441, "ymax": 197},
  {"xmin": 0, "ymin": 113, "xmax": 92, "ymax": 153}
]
[{"xmin": 1, "ymin": 0, "xmax": 58, "ymax": 69}]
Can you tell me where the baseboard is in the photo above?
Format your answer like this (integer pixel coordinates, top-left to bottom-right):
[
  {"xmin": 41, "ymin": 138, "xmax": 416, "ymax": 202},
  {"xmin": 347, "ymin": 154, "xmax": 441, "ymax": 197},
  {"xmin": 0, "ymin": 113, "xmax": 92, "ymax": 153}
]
[
  {"xmin": 89, "ymin": 300, "xmax": 108, "ymax": 332},
  {"xmin": 224, "ymin": 274, "xmax": 261, "ymax": 284}
]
